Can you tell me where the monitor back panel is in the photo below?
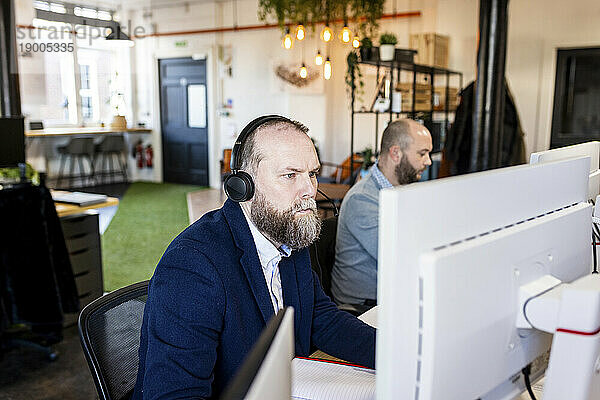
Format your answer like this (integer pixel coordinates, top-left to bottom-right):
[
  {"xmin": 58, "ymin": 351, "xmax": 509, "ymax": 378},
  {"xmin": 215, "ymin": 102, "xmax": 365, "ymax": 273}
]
[
  {"xmin": 418, "ymin": 203, "xmax": 590, "ymax": 400},
  {"xmin": 377, "ymin": 158, "xmax": 590, "ymax": 400}
]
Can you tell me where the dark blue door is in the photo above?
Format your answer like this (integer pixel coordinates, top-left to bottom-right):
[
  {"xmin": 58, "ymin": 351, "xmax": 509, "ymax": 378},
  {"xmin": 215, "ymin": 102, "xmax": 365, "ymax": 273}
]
[{"xmin": 159, "ymin": 57, "xmax": 209, "ymax": 185}]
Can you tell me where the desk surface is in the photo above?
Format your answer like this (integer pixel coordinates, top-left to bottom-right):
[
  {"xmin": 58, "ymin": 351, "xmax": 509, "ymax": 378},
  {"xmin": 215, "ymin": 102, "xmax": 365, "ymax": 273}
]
[
  {"xmin": 316, "ymin": 183, "xmax": 351, "ymax": 201},
  {"xmin": 26, "ymin": 127, "xmax": 152, "ymax": 137},
  {"xmin": 53, "ymin": 190, "xmax": 119, "ymax": 217}
]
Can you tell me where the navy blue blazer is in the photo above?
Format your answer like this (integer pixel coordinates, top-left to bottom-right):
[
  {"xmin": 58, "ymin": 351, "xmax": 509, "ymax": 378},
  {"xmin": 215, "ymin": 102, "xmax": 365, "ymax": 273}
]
[{"xmin": 132, "ymin": 199, "xmax": 375, "ymax": 399}]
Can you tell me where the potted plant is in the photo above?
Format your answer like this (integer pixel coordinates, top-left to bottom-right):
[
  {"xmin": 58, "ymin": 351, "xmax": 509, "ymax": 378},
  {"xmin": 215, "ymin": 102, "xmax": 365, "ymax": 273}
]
[
  {"xmin": 108, "ymin": 72, "xmax": 128, "ymax": 129},
  {"xmin": 379, "ymin": 32, "xmax": 397, "ymax": 61},
  {"xmin": 360, "ymin": 147, "xmax": 375, "ymax": 170},
  {"xmin": 359, "ymin": 37, "xmax": 373, "ymax": 62},
  {"xmin": 0, "ymin": 163, "xmax": 39, "ymax": 185}
]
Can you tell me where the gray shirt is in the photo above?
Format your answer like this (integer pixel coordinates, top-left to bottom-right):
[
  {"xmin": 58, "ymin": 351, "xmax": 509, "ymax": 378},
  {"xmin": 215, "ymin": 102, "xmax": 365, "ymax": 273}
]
[{"xmin": 331, "ymin": 165, "xmax": 391, "ymax": 304}]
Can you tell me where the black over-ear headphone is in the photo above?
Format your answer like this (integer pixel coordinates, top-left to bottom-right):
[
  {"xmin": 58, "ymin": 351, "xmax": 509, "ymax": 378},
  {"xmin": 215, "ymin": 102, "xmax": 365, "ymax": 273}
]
[{"xmin": 224, "ymin": 115, "xmax": 292, "ymax": 202}]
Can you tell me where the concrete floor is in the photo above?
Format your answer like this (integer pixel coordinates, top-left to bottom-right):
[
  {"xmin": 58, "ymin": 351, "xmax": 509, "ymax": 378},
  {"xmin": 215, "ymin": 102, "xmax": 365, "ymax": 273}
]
[{"xmin": 0, "ymin": 325, "xmax": 97, "ymax": 400}]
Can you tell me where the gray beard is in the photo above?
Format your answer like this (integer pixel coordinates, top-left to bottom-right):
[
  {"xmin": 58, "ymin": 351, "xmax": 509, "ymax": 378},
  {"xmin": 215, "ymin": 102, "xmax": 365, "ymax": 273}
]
[
  {"xmin": 395, "ymin": 153, "xmax": 419, "ymax": 185},
  {"xmin": 250, "ymin": 190, "xmax": 322, "ymax": 250}
]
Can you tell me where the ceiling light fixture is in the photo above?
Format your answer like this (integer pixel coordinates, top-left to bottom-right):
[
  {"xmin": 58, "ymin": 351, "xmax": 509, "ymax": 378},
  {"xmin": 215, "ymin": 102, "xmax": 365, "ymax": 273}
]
[
  {"xmin": 282, "ymin": 27, "xmax": 293, "ymax": 49},
  {"xmin": 324, "ymin": 57, "xmax": 332, "ymax": 80},
  {"xmin": 296, "ymin": 24, "xmax": 305, "ymax": 41},
  {"xmin": 321, "ymin": 25, "xmax": 333, "ymax": 42},
  {"xmin": 315, "ymin": 50, "xmax": 323, "ymax": 66}
]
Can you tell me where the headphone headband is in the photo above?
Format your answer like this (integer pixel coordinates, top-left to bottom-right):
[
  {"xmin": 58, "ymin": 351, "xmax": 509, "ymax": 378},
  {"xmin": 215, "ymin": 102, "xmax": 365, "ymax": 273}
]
[{"xmin": 230, "ymin": 115, "xmax": 292, "ymax": 172}]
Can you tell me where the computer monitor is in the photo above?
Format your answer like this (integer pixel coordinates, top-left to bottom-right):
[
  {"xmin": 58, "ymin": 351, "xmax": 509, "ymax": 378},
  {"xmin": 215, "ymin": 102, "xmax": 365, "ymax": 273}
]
[
  {"xmin": 377, "ymin": 158, "xmax": 593, "ymax": 399},
  {"xmin": 0, "ymin": 117, "xmax": 25, "ymax": 168},
  {"xmin": 530, "ymin": 141, "xmax": 600, "ymax": 200},
  {"xmin": 220, "ymin": 307, "xmax": 294, "ymax": 400}
]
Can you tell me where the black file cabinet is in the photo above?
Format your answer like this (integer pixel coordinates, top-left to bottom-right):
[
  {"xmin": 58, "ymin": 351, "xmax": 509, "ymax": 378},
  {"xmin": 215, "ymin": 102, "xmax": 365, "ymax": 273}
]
[{"xmin": 60, "ymin": 211, "xmax": 104, "ymax": 325}]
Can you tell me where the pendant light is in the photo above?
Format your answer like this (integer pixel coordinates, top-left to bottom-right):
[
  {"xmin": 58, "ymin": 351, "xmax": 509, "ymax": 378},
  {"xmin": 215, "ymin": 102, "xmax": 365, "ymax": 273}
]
[
  {"xmin": 282, "ymin": 27, "xmax": 293, "ymax": 49},
  {"xmin": 315, "ymin": 50, "xmax": 323, "ymax": 66},
  {"xmin": 324, "ymin": 57, "xmax": 332, "ymax": 80}
]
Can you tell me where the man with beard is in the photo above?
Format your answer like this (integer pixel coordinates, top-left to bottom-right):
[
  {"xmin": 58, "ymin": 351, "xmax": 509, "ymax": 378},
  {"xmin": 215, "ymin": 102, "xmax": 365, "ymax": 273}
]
[
  {"xmin": 132, "ymin": 116, "xmax": 375, "ymax": 399},
  {"xmin": 331, "ymin": 119, "xmax": 432, "ymax": 306}
]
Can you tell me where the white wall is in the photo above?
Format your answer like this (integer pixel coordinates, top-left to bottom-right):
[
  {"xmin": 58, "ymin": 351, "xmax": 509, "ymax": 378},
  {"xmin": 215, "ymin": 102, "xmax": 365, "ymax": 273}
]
[
  {"xmin": 130, "ymin": 0, "xmax": 330, "ymax": 188},
  {"xmin": 18, "ymin": 0, "xmax": 600, "ymax": 184},
  {"xmin": 437, "ymin": 0, "xmax": 600, "ymax": 155},
  {"xmin": 513, "ymin": 0, "xmax": 600, "ymax": 153},
  {"xmin": 128, "ymin": 0, "xmax": 449, "ymax": 187}
]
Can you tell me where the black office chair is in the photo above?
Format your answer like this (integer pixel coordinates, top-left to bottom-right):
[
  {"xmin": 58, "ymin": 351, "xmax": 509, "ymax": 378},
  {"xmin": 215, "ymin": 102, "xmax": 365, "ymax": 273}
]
[
  {"xmin": 78, "ymin": 281, "xmax": 148, "ymax": 400},
  {"xmin": 309, "ymin": 216, "xmax": 338, "ymax": 298},
  {"xmin": 309, "ymin": 217, "xmax": 368, "ymax": 316}
]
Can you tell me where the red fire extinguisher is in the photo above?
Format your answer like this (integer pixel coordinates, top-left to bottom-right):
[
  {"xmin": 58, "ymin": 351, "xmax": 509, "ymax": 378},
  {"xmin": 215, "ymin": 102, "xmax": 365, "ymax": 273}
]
[
  {"xmin": 135, "ymin": 140, "xmax": 145, "ymax": 169},
  {"xmin": 145, "ymin": 144, "xmax": 153, "ymax": 168}
]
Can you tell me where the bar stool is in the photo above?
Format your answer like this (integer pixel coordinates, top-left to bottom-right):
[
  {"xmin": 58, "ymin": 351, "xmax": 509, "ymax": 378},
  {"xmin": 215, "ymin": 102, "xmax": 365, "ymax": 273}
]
[
  {"xmin": 94, "ymin": 135, "xmax": 128, "ymax": 184},
  {"xmin": 56, "ymin": 137, "xmax": 95, "ymax": 188}
]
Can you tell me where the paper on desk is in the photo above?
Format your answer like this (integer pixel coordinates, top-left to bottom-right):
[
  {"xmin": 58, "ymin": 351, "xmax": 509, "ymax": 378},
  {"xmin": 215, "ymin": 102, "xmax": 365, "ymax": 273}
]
[
  {"xmin": 292, "ymin": 357, "xmax": 375, "ymax": 400},
  {"xmin": 358, "ymin": 305, "xmax": 378, "ymax": 328}
]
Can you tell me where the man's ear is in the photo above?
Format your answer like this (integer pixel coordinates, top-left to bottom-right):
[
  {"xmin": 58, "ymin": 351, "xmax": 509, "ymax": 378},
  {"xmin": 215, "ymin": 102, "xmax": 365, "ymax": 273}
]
[{"xmin": 389, "ymin": 145, "xmax": 402, "ymax": 163}]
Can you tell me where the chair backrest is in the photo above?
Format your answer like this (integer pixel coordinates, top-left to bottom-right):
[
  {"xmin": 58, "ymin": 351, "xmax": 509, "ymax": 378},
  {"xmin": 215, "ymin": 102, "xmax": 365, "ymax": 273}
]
[
  {"xmin": 309, "ymin": 216, "xmax": 338, "ymax": 298},
  {"xmin": 78, "ymin": 281, "xmax": 149, "ymax": 400},
  {"xmin": 330, "ymin": 154, "xmax": 363, "ymax": 183},
  {"xmin": 66, "ymin": 137, "xmax": 95, "ymax": 155},
  {"xmin": 97, "ymin": 135, "xmax": 125, "ymax": 153},
  {"xmin": 221, "ymin": 148, "xmax": 232, "ymax": 175}
]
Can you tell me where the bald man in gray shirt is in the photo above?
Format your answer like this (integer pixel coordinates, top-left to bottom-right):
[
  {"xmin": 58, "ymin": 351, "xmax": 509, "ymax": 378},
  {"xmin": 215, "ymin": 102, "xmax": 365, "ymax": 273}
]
[{"xmin": 331, "ymin": 120, "xmax": 433, "ymax": 305}]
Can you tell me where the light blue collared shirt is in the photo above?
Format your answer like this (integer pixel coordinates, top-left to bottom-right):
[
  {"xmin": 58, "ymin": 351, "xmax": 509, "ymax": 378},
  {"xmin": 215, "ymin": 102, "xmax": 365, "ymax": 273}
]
[
  {"xmin": 370, "ymin": 161, "xmax": 393, "ymax": 190},
  {"xmin": 331, "ymin": 162, "xmax": 389, "ymax": 304},
  {"xmin": 242, "ymin": 207, "xmax": 291, "ymax": 313}
]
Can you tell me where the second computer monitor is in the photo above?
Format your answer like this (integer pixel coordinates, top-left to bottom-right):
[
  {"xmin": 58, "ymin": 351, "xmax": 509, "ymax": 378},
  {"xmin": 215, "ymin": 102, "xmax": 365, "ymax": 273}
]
[
  {"xmin": 377, "ymin": 158, "xmax": 591, "ymax": 400},
  {"xmin": 530, "ymin": 141, "xmax": 600, "ymax": 200},
  {"xmin": 220, "ymin": 307, "xmax": 294, "ymax": 400}
]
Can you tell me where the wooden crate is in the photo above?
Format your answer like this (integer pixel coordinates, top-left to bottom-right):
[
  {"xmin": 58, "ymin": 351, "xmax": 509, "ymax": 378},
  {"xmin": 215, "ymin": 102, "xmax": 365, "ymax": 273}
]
[
  {"xmin": 409, "ymin": 33, "xmax": 449, "ymax": 69},
  {"xmin": 396, "ymin": 82, "xmax": 432, "ymax": 92},
  {"xmin": 395, "ymin": 82, "xmax": 459, "ymax": 111},
  {"xmin": 434, "ymin": 87, "xmax": 460, "ymax": 110}
]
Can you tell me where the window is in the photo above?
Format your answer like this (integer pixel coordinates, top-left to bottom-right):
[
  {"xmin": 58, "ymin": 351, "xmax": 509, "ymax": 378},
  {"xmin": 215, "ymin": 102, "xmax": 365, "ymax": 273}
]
[
  {"xmin": 551, "ymin": 47, "xmax": 600, "ymax": 148},
  {"xmin": 80, "ymin": 64, "xmax": 90, "ymax": 90},
  {"xmin": 19, "ymin": 11, "xmax": 130, "ymax": 127},
  {"xmin": 81, "ymin": 95, "xmax": 93, "ymax": 119}
]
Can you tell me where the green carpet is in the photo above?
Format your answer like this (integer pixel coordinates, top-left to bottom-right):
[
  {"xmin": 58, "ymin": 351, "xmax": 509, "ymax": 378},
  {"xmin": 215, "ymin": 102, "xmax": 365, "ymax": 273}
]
[{"xmin": 101, "ymin": 182, "xmax": 204, "ymax": 291}]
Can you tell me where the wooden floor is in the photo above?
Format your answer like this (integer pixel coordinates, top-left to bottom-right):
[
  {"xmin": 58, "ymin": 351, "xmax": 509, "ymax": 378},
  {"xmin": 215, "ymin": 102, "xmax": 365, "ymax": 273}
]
[{"xmin": 186, "ymin": 188, "xmax": 226, "ymax": 224}]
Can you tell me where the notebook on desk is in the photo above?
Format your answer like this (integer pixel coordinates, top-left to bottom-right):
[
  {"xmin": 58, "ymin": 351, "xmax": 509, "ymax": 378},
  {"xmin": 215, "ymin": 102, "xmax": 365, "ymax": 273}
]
[
  {"xmin": 51, "ymin": 191, "xmax": 108, "ymax": 207},
  {"xmin": 292, "ymin": 357, "xmax": 375, "ymax": 400}
]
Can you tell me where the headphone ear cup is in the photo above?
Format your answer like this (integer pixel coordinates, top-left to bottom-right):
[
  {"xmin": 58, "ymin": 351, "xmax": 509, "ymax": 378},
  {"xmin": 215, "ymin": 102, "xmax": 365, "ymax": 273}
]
[{"xmin": 224, "ymin": 171, "xmax": 255, "ymax": 202}]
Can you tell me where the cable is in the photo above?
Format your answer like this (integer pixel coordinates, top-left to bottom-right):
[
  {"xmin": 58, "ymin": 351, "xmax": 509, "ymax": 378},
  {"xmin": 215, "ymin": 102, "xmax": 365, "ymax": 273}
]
[
  {"xmin": 593, "ymin": 223, "xmax": 600, "ymax": 273},
  {"xmin": 312, "ymin": 190, "xmax": 338, "ymax": 292},
  {"xmin": 593, "ymin": 230, "xmax": 598, "ymax": 274},
  {"xmin": 521, "ymin": 363, "xmax": 537, "ymax": 400},
  {"xmin": 317, "ymin": 188, "xmax": 339, "ymax": 217}
]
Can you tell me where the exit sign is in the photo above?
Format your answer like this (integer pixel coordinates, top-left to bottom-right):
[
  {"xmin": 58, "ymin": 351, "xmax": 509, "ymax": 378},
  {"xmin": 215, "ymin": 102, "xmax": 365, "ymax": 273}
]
[{"xmin": 175, "ymin": 40, "xmax": 188, "ymax": 48}]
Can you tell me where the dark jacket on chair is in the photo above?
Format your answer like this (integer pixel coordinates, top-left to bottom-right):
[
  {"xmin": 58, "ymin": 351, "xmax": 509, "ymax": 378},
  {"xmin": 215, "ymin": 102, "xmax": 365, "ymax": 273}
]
[
  {"xmin": 441, "ymin": 80, "xmax": 527, "ymax": 176},
  {"xmin": 0, "ymin": 183, "xmax": 79, "ymax": 340},
  {"xmin": 132, "ymin": 199, "xmax": 375, "ymax": 399}
]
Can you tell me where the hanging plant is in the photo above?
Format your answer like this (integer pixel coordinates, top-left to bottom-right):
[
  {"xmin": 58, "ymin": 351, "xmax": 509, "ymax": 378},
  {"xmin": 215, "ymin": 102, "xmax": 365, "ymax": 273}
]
[
  {"xmin": 346, "ymin": 50, "xmax": 364, "ymax": 102},
  {"xmin": 349, "ymin": 0, "xmax": 385, "ymax": 38},
  {"xmin": 258, "ymin": 0, "xmax": 384, "ymax": 38}
]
